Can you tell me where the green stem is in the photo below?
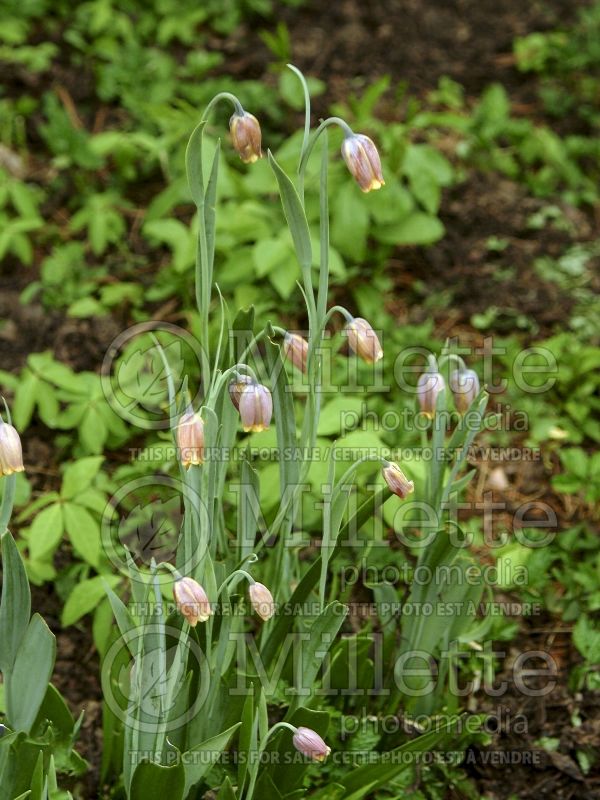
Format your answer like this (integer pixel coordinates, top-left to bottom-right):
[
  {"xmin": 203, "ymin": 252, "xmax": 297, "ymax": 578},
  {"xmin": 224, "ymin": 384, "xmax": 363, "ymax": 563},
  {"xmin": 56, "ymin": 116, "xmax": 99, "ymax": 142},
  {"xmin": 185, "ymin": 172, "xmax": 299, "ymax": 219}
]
[
  {"xmin": 298, "ymin": 116, "xmax": 353, "ymax": 186},
  {"xmin": 245, "ymin": 722, "xmax": 298, "ymax": 800},
  {"xmin": 0, "ymin": 474, "xmax": 16, "ymax": 534}
]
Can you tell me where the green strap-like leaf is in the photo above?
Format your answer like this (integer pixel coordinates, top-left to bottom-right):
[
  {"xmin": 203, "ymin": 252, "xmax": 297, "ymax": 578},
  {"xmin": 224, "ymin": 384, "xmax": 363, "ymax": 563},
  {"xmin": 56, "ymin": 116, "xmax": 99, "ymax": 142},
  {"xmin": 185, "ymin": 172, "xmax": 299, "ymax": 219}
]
[
  {"xmin": 0, "ymin": 531, "xmax": 31, "ymax": 673},
  {"xmin": 286, "ymin": 601, "xmax": 347, "ymax": 717},
  {"xmin": 185, "ymin": 121, "xmax": 206, "ymax": 208},
  {"xmin": 182, "ymin": 722, "xmax": 241, "ymax": 795},
  {"xmin": 268, "ymin": 150, "xmax": 314, "ymax": 319},
  {"xmin": 8, "ymin": 613, "xmax": 56, "ymax": 734}
]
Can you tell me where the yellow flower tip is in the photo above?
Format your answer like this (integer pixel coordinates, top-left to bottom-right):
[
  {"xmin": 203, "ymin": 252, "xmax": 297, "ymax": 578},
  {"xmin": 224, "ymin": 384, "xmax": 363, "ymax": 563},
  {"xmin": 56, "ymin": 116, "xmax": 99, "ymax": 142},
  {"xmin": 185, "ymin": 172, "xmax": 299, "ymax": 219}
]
[
  {"xmin": 241, "ymin": 152, "xmax": 261, "ymax": 164},
  {"xmin": 361, "ymin": 177, "xmax": 385, "ymax": 193},
  {"xmin": 238, "ymin": 383, "xmax": 272, "ymax": 432},
  {"xmin": 176, "ymin": 410, "xmax": 205, "ymax": 469}
]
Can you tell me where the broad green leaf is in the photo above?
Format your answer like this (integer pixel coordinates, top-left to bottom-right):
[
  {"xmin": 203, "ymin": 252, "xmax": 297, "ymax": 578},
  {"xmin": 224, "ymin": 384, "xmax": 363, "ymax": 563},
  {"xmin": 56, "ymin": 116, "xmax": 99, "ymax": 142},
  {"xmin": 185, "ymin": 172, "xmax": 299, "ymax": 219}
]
[
  {"xmin": 286, "ymin": 601, "xmax": 347, "ymax": 716},
  {"xmin": 339, "ymin": 720, "xmax": 463, "ymax": 797},
  {"xmin": 130, "ymin": 759, "xmax": 185, "ymax": 800},
  {"xmin": 61, "ymin": 457, "xmax": 104, "ymax": 500},
  {"xmin": 62, "ymin": 575, "xmax": 120, "ymax": 626},
  {"xmin": 9, "ymin": 613, "xmax": 56, "ymax": 733},
  {"xmin": 264, "ymin": 332, "xmax": 299, "ymax": 491},
  {"xmin": 0, "ymin": 532, "xmax": 31, "ymax": 672},
  {"xmin": 185, "ymin": 121, "xmax": 205, "ymax": 208},
  {"xmin": 183, "ymin": 723, "xmax": 241, "ymax": 795},
  {"xmin": 79, "ymin": 406, "xmax": 108, "ymax": 453},
  {"xmin": 28, "ymin": 503, "xmax": 64, "ymax": 561},
  {"xmin": 63, "ymin": 502, "xmax": 100, "ymax": 567},
  {"xmin": 268, "ymin": 151, "xmax": 312, "ymax": 272},
  {"xmin": 374, "ymin": 211, "xmax": 444, "ymax": 245}
]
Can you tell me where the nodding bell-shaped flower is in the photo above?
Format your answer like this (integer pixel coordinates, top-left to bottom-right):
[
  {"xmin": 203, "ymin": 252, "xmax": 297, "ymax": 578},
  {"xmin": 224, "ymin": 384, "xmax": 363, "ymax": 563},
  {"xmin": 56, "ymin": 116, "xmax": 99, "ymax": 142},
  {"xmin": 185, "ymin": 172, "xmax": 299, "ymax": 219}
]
[
  {"xmin": 173, "ymin": 577, "xmax": 211, "ymax": 626},
  {"xmin": 417, "ymin": 371, "xmax": 445, "ymax": 418},
  {"xmin": 341, "ymin": 133, "xmax": 385, "ymax": 193},
  {"xmin": 248, "ymin": 582, "xmax": 275, "ymax": 621},
  {"xmin": 229, "ymin": 110, "xmax": 262, "ymax": 164},
  {"xmin": 449, "ymin": 368, "xmax": 480, "ymax": 414},
  {"xmin": 283, "ymin": 332, "xmax": 309, "ymax": 374},
  {"xmin": 382, "ymin": 461, "xmax": 414, "ymax": 499},
  {"xmin": 345, "ymin": 317, "xmax": 383, "ymax": 363},
  {"xmin": 228, "ymin": 374, "xmax": 253, "ymax": 411},
  {"xmin": 238, "ymin": 382, "xmax": 273, "ymax": 433},
  {"xmin": 292, "ymin": 727, "xmax": 331, "ymax": 762},
  {"xmin": 176, "ymin": 408, "xmax": 204, "ymax": 469},
  {"xmin": 0, "ymin": 421, "xmax": 24, "ymax": 477}
]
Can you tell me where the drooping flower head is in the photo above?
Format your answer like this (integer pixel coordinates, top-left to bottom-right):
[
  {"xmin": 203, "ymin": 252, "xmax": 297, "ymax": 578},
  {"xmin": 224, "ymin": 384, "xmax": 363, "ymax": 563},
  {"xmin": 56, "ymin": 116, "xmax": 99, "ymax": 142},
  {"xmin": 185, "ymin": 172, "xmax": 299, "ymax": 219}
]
[
  {"xmin": 449, "ymin": 368, "xmax": 480, "ymax": 414},
  {"xmin": 248, "ymin": 582, "xmax": 275, "ymax": 621},
  {"xmin": 228, "ymin": 374, "xmax": 254, "ymax": 411},
  {"xmin": 292, "ymin": 727, "xmax": 331, "ymax": 761},
  {"xmin": 382, "ymin": 461, "xmax": 414, "ymax": 499},
  {"xmin": 176, "ymin": 408, "xmax": 204, "ymax": 469},
  {"xmin": 229, "ymin": 111, "xmax": 262, "ymax": 164},
  {"xmin": 345, "ymin": 317, "xmax": 383, "ymax": 363},
  {"xmin": 238, "ymin": 382, "xmax": 273, "ymax": 433},
  {"xmin": 173, "ymin": 577, "xmax": 211, "ymax": 626},
  {"xmin": 283, "ymin": 332, "xmax": 309, "ymax": 374},
  {"xmin": 0, "ymin": 420, "xmax": 24, "ymax": 477},
  {"xmin": 341, "ymin": 133, "xmax": 385, "ymax": 193},
  {"xmin": 417, "ymin": 371, "xmax": 445, "ymax": 418}
]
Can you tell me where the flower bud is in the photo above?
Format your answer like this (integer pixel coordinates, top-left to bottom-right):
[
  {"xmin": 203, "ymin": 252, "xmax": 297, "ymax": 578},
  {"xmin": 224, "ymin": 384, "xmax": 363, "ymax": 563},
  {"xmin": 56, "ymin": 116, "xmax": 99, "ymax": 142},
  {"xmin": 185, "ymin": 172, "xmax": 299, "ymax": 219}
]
[
  {"xmin": 229, "ymin": 111, "xmax": 262, "ymax": 164},
  {"xmin": 292, "ymin": 727, "xmax": 331, "ymax": 762},
  {"xmin": 248, "ymin": 582, "xmax": 275, "ymax": 621},
  {"xmin": 449, "ymin": 369, "xmax": 480, "ymax": 414},
  {"xmin": 283, "ymin": 332, "xmax": 309, "ymax": 373},
  {"xmin": 238, "ymin": 382, "xmax": 272, "ymax": 433},
  {"xmin": 0, "ymin": 421, "xmax": 24, "ymax": 477},
  {"xmin": 417, "ymin": 371, "xmax": 445, "ymax": 417},
  {"xmin": 345, "ymin": 317, "xmax": 383, "ymax": 363},
  {"xmin": 173, "ymin": 577, "xmax": 211, "ymax": 626},
  {"xmin": 382, "ymin": 461, "xmax": 414, "ymax": 499},
  {"xmin": 176, "ymin": 409, "xmax": 204, "ymax": 468},
  {"xmin": 341, "ymin": 133, "xmax": 385, "ymax": 192}
]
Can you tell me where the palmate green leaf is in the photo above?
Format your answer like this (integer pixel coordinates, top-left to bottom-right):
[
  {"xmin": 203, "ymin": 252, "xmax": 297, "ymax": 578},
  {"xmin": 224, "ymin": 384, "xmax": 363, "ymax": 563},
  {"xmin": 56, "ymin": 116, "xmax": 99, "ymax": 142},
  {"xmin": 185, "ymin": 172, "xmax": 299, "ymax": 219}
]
[
  {"xmin": 62, "ymin": 502, "xmax": 100, "ymax": 568},
  {"xmin": 130, "ymin": 759, "xmax": 185, "ymax": 800},
  {"xmin": 60, "ymin": 456, "xmax": 104, "ymax": 500},
  {"xmin": 182, "ymin": 722, "xmax": 241, "ymax": 795},
  {"xmin": 374, "ymin": 211, "xmax": 444, "ymax": 246},
  {"xmin": 12, "ymin": 370, "xmax": 40, "ymax": 431},
  {"xmin": 0, "ymin": 531, "xmax": 31, "ymax": 673},
  {"xmin": 9, "ymin": 613, "xmax": 56, "ymax": 734},
  {"xmin": 27, "ymin": 503, "xmax": 63, "ymax": 561},
  {"xmin": 61, "ymin": 575, "xmax": 121, "ymax": 626}
]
